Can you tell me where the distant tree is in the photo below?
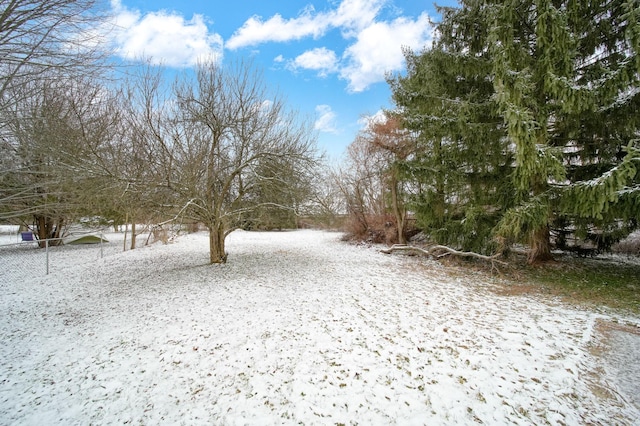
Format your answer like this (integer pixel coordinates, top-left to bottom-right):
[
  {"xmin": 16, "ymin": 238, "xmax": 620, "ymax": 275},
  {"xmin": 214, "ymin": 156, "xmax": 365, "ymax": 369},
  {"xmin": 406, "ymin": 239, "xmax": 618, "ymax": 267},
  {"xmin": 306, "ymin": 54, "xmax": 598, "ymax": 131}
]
[
  {"xmin": 335, "ymin": 112, "xmax": 415, "ymax": 244},
  {"xmin": 90, "ymin": 71, "xmax": 181, "ymax": 249},
  {"xmin": 307, "ymin": 167, "xmax": 346, "ymax": 229},
  {"xmin": 336, "ymin": 129, "xmax": 388, "ymax": 242},
  {"xmin": 120, "ymin": 65, "xmax": 184, "ymax": 231},
  {"xmin": 243, "ymin": 154, "xmax": 317, "ymax": 230}
]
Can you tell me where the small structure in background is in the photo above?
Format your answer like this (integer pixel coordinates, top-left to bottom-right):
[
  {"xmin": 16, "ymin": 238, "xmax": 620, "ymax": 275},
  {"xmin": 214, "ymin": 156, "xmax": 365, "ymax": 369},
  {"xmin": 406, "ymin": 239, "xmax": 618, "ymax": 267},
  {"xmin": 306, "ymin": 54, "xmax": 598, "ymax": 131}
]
[
  {"xmin": 20, "ymin": 232, "xmax": 34, "ymax": 242},
  {"xmin": 66, "ymin": 235, "xmax": 109, "ymax": 245}
]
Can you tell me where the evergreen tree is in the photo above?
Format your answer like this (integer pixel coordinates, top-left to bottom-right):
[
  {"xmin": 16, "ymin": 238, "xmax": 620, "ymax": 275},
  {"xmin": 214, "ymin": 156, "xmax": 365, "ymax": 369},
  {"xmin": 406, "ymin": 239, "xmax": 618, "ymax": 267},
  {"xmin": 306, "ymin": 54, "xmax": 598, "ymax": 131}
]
[
  {"xmin": 388, "ymin": 1, "xmax": 513, "ymax": 254},
  {"xmin": 388, "ymin": 0, "xmax": 639, "ymax": 262},
  {"xmin": 491, "ymin": 0, "xmax": 640, "ymax": 261}
]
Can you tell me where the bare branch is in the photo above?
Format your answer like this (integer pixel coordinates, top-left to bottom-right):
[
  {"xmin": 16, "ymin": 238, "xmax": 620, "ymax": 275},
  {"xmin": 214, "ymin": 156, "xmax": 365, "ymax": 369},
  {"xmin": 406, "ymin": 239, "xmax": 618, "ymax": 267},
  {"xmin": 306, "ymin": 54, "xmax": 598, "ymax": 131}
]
[{"xmin": 380, "ymin": 244, "xmax": 508, "ymax": 266}]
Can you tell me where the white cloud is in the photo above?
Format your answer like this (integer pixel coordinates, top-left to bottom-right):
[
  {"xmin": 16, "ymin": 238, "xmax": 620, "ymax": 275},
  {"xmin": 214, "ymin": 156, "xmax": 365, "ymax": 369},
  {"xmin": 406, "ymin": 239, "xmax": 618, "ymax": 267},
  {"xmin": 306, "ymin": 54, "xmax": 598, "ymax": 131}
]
[
  {"xmin": 332, "ymin": 0, "xmax": 386, "ymax": 37},
  {"xmin": 226, "ymin": 0, "xmax": 385, "ymax": 50},
  {"xmin": 274, "ymin": 54, "xmax": 285, "ymax": 63},
  {"xmin": 315, "ymin": 105, "xmax": 338, "ymax": 133},
  {"xmin": 108, "ymin": 1, "xmax": 223, "ymax": 67},
  {"xmin": 226, "ymin": 10, "xmax": 330, "ymax": 50},
  {"xmin": 340, "ymin": 13, "xmax": 433, "ymax": 92},
  {"xmin": 290, "ymin": 48, "xmax": 338, "ymax": 77},
  {"xmin": 225, "ymin": 0, "xmax": 434, "ymax": 92}
]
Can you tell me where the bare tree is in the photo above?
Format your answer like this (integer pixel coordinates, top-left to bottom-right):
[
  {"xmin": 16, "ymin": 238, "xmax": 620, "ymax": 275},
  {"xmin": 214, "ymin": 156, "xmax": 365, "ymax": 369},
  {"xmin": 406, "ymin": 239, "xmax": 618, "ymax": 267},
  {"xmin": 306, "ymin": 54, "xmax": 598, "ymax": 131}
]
[
  {"xmin": 0, "ymin": 0, "xmax": 115, "ymax": 242},
  {"xmin": 0, "ymin": 0, "xmax": 108, "ymax": 104},
  {"xmin": 300, "ymin": 164, "xmax": 345, "ymax": 229},
  {"xmin": 94, "ymin": 72, "xmax": 176, "ymax": 249},
  {"xmin": 339, "ymin": 133, "xmax": 385, "ymax": 228},
  {"xmin": 0, "ymin": 75, "xmax": 121, "ymax": 243},
  {"xmin": 363, "ymin": 112, "xmax": 415, "ymax": 244},
  {"xmin": 336, "ymin": 112, "xmax": 415, "ymax": 243},
  {"xmin": 131, "ymin": 60, "xmax": 319, "ymax": 263}
]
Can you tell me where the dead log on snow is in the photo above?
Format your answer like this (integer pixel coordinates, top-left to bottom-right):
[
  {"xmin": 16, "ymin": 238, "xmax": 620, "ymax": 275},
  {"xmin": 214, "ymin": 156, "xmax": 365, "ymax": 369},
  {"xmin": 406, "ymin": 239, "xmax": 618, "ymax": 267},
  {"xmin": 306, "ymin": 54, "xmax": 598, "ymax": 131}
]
[{"xmin": 380, "ymin": 244, "xmax": 508, "ymax": 266}]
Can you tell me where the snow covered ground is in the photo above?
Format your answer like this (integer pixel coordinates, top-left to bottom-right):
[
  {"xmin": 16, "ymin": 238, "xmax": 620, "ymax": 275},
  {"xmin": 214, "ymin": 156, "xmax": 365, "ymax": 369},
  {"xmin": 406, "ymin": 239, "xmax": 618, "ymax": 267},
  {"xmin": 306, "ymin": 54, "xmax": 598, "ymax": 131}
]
[{"xmin": 0, "ymin": 229, "xmax": 639, "ymax": 425}]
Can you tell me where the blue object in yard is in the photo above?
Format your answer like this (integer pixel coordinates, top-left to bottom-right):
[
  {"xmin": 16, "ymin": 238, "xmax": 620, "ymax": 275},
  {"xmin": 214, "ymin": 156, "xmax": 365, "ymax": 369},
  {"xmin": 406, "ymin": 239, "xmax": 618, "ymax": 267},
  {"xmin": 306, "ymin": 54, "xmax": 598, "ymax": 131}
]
[{"xmin": 21, "ymin": 232, "xmax": 34, "ymax": 242}]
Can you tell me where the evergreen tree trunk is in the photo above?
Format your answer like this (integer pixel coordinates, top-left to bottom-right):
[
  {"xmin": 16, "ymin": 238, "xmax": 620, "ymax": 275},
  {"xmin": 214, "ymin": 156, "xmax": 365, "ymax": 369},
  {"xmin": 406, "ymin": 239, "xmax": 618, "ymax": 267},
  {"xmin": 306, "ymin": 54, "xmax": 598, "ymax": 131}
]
[
  {"xmin": 528, "ymin": 225, "xmax": 553, "ymax": 264},
  {"xmin": 433, "ymin": 138, "xmax": 446, "ymax": 229},
  {"xmin": 208, "ymin": 221, "xmax": 227, "ymax": 264}
]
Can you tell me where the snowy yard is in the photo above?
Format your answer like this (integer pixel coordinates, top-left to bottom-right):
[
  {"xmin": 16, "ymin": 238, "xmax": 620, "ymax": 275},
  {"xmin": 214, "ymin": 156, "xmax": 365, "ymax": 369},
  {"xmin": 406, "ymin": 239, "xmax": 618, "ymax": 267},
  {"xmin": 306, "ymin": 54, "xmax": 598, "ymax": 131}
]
[{"xmin": 0, "ymin": 229, "xmax": 639, "ymax": 425}]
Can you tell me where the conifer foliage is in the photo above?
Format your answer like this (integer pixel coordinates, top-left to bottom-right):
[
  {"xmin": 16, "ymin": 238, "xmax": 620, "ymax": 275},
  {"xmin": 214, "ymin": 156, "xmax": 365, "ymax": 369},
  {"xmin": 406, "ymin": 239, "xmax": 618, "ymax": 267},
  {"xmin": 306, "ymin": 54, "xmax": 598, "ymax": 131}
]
[
  {"xmin": 388, "ymin": 0, "xmax": 640, "ymax": 262},
  {"xmin": 388, "ymin": 1, "xmax": 514, "ymax": 255}
]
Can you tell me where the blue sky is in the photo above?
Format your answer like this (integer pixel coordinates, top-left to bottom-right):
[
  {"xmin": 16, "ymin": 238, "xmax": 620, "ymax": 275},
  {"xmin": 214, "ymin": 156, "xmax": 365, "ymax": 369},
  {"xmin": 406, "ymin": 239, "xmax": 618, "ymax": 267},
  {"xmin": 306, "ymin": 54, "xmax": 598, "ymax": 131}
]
[{"xmin": 104, "ymin": 0, "xmax": 459, "ymax": 161}]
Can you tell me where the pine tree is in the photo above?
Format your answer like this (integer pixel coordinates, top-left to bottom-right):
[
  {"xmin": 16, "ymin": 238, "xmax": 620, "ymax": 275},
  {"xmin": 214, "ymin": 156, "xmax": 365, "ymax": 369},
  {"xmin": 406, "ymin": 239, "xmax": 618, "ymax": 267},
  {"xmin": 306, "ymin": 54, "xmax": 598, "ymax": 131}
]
[
  {"xmin": 491, "ymin": 0, "xmax": 640, "ymax": 261},
  {"xmin": 388, "ymin": 0, "xmax": 639, "ymax": 262},
  {"xmin": 388, "ymin": 1, "xmax": 513, "ymax": 254}
]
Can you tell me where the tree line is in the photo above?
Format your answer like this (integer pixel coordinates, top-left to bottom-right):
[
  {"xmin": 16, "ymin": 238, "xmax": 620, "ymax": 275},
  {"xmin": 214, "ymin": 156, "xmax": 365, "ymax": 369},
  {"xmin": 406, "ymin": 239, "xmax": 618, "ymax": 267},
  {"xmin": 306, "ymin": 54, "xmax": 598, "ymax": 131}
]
[{"xmin": 338, "ymin": 0, "xmax": 640, "ymax": 263}]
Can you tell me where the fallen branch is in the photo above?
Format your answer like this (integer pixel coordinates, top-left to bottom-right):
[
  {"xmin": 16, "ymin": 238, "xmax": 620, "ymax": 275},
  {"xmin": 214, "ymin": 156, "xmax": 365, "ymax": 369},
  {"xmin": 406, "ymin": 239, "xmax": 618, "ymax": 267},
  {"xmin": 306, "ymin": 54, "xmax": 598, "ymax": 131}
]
[{"xmin": 380, "ymin": 244, "xmax": 508, "ymax": 266}]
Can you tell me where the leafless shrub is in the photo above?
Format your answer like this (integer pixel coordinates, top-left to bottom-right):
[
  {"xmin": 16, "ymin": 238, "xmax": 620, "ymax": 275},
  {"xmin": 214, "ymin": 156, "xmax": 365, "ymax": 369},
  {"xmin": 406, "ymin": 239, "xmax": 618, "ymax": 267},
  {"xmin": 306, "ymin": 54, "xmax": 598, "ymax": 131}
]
[
  {"xmin": 612, "ymin": 232, "xmax": 640, "ymax": 255},
  {"xmin": 152, "ymin": 227, "xmax": 169, "ymax": 244},
  {"xmin": 342, "ymin": 214, "xmax": 402, "ymax": 245}
]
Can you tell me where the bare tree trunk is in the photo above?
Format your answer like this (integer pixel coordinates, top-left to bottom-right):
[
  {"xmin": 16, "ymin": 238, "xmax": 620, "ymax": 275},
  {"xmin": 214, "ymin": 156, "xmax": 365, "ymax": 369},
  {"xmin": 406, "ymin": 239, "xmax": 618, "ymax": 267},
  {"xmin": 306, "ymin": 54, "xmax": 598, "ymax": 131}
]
[
  {"xmin": 390, "ymin": 174, "xmax": 406, "ymax": 245},
  {"xmin": 528, "ymin": 225, "xmax": 553, "ymax": 264},
  {"xmin": 34, "ymin": 215, "xmax": 63, "ymax": 247},
  {"xmin": 130, "ymin": 221, "xmax": 136, "ymax": 250},
  {"xmin": 208, "ymin": 222, "xmax": 227, "ymax": 264},
  {"xmin": 35, "ymin": 215, "xmax": 48, "ymax": 244},
  {"xmin": 123, "ymin": 213, "xmax": 128, "ymax": 251}
]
